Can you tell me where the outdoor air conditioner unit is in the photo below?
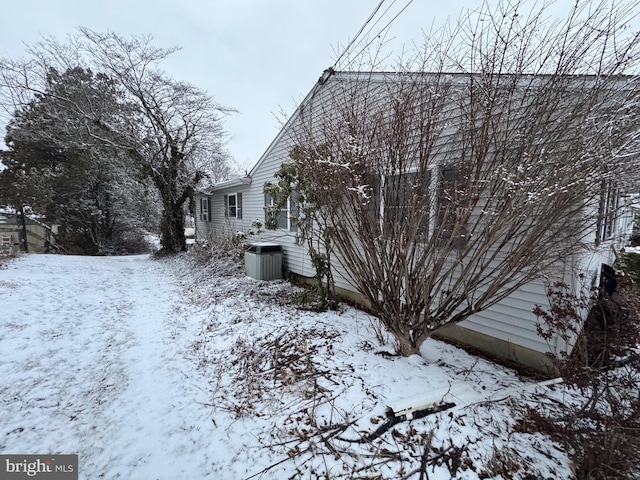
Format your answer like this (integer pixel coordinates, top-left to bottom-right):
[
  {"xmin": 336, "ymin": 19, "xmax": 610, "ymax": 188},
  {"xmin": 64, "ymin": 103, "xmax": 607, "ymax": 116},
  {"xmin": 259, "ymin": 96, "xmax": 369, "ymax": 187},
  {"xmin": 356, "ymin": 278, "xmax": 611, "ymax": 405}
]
[{"xmin": 245, "ymin": 243, "xmax": 283, "ymax": 281}]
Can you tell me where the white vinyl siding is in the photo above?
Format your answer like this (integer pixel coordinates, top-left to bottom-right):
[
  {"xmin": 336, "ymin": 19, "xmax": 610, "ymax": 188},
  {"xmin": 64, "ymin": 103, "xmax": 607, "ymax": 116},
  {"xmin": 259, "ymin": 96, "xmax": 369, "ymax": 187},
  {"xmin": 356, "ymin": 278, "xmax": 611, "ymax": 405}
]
[
  {"xmin": 242, "ymin": 71, "xmax": 569, "ymax": 356},
  {"xmin": 195, "ymin": 70, "xmax": 635, "ymax": 364},
  {"xmin": 459, "ymin": 280, "xmax": 556, "ymax": 353},
  {"xmin": 194, "ymin": 193, "xmax": 214, "ymax": 239}
]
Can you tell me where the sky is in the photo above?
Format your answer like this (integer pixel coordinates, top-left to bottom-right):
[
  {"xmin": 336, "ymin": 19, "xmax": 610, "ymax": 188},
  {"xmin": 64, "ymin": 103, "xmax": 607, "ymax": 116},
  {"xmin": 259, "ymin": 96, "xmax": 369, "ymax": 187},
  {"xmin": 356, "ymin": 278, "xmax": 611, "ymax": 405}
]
[{"xmin": 1, "ymin": 1, "xmax": 637, "ymax": 173}]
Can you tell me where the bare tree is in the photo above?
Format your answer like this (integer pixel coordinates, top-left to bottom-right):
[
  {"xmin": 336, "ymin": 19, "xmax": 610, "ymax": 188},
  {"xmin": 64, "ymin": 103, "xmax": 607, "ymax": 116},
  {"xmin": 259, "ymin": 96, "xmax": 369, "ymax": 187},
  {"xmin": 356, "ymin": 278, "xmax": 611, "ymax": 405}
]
[
  {"xmin": 0, "ymin": 29, "xmax": 233, "ymax": 252},
  {"xmin": 274, "ymin": 0, "xmax": 640, "ymax": 355}
]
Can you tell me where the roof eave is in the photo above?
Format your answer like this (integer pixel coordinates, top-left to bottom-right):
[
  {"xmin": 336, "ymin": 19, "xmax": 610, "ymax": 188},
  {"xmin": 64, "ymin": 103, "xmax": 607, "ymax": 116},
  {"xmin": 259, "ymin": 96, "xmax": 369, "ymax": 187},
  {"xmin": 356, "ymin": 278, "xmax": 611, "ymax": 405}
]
[{"xmin": 200, "ymin": 176, "xmax": 252, "ymax": 194}]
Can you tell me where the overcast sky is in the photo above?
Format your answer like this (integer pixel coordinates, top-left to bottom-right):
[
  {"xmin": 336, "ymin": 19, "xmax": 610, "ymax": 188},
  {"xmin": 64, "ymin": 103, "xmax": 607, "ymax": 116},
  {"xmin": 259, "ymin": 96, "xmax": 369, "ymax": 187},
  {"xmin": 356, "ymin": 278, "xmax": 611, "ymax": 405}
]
[{"xmin": 1, "ymin": 1, "xmax": 637, "ymax": 172}]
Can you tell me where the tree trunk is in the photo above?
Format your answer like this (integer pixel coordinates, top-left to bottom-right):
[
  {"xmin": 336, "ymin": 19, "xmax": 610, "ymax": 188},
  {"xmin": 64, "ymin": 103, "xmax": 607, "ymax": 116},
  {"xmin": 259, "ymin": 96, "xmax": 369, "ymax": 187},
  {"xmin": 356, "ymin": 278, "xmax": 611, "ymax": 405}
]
[
  {"xmin": 396, "ymin": 336, "xmax": 421, "ymax": 357},
  {"xmin": 16, "ymin": 206, "xmax": 28, "ymax": 253},
  {"xmin": 381, "ymin": 311, "xmax": 430, "ymax": 357},
  {"xmin": 159, "ymin": 190, "xmax": 187, "ymax": 253}
]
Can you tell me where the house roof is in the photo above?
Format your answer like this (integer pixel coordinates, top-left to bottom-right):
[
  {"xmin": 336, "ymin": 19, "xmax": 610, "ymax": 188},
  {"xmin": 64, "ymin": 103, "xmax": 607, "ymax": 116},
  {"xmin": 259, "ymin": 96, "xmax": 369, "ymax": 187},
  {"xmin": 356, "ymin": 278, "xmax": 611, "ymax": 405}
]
[
  {"xmin": 198, "ymin": 68, "xmax": 638, "ymax": 194},
  {"xmin": 196, "ymin": 68, "xmax": 336, "ymax": 195},
  {"xmin": 201, "ymin": 175, "xmax": 251, "ymax": 194},
  {"xmin": 246, "ymin": 68, "xmax": 337, "ymax": 180}
]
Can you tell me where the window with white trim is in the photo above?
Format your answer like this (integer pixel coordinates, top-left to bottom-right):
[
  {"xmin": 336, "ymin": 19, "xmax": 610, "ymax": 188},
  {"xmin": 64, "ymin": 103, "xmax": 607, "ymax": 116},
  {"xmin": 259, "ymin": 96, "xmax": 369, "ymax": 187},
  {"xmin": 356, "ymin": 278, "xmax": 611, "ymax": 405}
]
[
  {"xmin": 379, "ymin": 164, "xmax": 468, "ymax": 246},
  {"xmin": 224, "ymin": 192, "xmax": 243, "ymax": 219},
  {"xmin": 264, "ymin": 193, "xmax": 298, "ymax": 232},
  {"xmin": 596, "ymin": 180, "xmax": 618, "ymax": 245}
]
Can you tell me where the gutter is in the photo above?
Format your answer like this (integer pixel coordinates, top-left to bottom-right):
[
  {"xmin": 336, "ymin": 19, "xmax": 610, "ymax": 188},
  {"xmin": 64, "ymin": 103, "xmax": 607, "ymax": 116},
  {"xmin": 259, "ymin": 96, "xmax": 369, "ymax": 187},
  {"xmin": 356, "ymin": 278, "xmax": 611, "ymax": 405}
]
[{"xmin": 203, "ymin": 175, "xmax": 252, "ymax": 194}]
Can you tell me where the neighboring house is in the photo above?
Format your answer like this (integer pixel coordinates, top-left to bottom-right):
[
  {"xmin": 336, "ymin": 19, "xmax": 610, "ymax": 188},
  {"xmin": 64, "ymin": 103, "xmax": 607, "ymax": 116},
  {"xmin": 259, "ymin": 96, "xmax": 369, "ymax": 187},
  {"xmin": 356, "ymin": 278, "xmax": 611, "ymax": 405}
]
[
  {"xmin": 0, "ymin": 211, "xmax": 57, "ymax": 255},
  {"xmin": 195, "ymin": 69, "xmax": 635, "ymax": 371}
]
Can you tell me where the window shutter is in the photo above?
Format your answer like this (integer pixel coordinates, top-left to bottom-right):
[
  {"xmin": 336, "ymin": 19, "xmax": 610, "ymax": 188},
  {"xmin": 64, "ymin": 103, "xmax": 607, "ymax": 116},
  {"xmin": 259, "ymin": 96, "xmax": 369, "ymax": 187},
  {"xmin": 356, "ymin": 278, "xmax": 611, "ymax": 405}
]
[
  {"xmin": 416, "ymin": 171, "xmax": 431, "ymax": 240},
  {"xmin": 237, "ymin": 192, "xmax": 243, "ymax": 219},
  {"xmin": 207, "ymin": 196, "xmax": 212, "ymax": 222},
  {"xmin": 438, "ymin": 166, "xmax": 456, "ymax": 240},
  {"xmin": 289, "ymin": 188, "xmax": 299, "ymax": 232},
  {"xmin": 224, "ymin": 194, "xmax": 229, "ymax": 217}
]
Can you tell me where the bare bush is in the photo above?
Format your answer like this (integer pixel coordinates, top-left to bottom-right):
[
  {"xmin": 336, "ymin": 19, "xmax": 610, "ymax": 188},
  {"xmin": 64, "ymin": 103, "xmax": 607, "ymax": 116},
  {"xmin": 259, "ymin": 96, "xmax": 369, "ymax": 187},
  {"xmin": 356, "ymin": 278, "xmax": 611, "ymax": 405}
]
[
  {"xmin": 273, "ymin": 0, "xmax": 640, "ymax": 355},
  {"xmin": 530, "ymin": 280, "xmax": 640, "ymax": 479},
  {"xmin": 189, "ymin": 230, "xmax": 246, "ymax": 276}
]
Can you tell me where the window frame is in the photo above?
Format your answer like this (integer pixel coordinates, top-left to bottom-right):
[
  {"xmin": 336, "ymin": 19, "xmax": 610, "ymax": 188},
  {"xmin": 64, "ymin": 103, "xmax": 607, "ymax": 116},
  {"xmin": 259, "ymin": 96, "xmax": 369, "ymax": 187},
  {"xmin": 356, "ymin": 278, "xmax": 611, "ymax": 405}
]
[
  {"xmin": 378, "ymin": 163, "xmax": 468, "ymax": 247},
  {"xmin": 224, "ymin": 192, "xmax": 243, "ymax": 219},
  {"xmin": 264, "ymin": 194, "xmax": 298, "ymax": 232},
  {"xmin": 596, "ymin": 180, "xmax": 618, "ymax": 245},
  {"xmin": 228, "ymin": 193, "xmax": 238, "ymax": 218}
]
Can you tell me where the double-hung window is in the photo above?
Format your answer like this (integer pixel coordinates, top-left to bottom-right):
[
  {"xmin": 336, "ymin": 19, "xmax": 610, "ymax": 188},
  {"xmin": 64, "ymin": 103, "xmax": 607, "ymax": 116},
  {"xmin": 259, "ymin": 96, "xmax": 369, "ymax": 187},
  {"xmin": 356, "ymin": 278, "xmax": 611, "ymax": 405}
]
[
  {"xmin": 224, "ymin": 193, "xmax": 243, "ymax": 219},
  {"xmin": 383, "ymin": 170, "xmax": 430, "ymax": 241},
  {"xmin": 380, "ymin": 164, "xmax": 467, "ymax": 247},
  {"xmin": 264, "ymin": 193, "xmax": 298, "ymax": 232},
  {"xmin": 596, "ymin": 180, "xmax": 618, "ymax": 245}
]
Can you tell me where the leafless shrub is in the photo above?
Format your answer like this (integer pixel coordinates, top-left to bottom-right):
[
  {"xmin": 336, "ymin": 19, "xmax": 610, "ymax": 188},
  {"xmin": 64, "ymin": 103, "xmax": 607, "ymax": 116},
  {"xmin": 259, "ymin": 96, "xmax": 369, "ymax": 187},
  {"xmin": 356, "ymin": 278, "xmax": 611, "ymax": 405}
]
[
  {"xmin": 275, "ymin": 0, "xmax": 640, "ymax": 356},
  {"xmin": 480, "ymin": 446, "xmax": 523, "ymax": 479},
  {"xmin": 530, "ymin": 280, "xmax": 640, "ymax": 479},
  {"xmin": 368, "ymin": 317, "xmax": 392, "ymax": 348},
  {"xmin": 190, "ymin": 230, "xmax": 245, "ymax": 270}
]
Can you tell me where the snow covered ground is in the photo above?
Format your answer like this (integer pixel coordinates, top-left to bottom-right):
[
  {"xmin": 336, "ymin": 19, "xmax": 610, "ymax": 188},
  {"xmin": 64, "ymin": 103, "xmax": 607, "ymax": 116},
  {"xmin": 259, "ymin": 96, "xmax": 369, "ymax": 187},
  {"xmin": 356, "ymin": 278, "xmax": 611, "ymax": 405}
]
[{"xmin": 0, "ymin": 253, "xmax": 575, "ymax": 479}]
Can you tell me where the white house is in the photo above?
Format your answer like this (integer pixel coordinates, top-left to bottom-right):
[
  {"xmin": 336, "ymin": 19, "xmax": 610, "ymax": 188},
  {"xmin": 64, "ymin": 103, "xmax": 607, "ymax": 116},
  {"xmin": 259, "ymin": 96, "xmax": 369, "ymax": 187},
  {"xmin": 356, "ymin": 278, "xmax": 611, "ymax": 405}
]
[{"xmin": 195, "ymin": 69, "xmax": 635, "ymax": 371}]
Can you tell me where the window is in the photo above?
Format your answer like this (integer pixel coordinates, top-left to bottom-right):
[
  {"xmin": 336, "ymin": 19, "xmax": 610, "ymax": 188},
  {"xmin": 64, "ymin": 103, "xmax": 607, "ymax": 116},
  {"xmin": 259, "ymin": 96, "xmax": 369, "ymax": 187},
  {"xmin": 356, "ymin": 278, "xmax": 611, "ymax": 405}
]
[
  {"xmin": 437, "ymin": 165, "xmax": 468, "ymax": 246},
  {"xmin": 199, "ymin": 196, "xmax": 211, "ymax": 222},
  {"xmin": 264, "ymin": 193, "xmax": 298, "ymax": 232},
  {"xmin": 596, "ymin": 180, "xmax": 618, "ymax": 245},
  {"xmin": 379, "ymin": 164, "xmax": 467, "ymax": 247},
  {"xmin": 383, "ymin": 170, "xmax": 430, "ymax": 240},
  {"xmin": 224, "ymin": 193, "xmax": 243, "ymax": 219}
]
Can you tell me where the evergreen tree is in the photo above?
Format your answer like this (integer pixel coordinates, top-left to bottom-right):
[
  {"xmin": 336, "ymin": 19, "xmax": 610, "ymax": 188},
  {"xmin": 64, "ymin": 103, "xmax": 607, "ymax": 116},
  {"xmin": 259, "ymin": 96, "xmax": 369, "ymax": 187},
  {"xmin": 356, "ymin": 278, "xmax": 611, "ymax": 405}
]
[{"xmin": 0, "ymin": 67, "xmax": 154, "ymax": 253}]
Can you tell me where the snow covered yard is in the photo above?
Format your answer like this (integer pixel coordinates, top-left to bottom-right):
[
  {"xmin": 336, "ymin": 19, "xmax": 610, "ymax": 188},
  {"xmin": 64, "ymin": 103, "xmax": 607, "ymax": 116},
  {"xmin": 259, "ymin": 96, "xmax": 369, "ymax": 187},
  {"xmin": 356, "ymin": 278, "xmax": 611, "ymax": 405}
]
[{"xmin": 0, "ymin": 253, "xmax": 575, "ymax": 479}]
